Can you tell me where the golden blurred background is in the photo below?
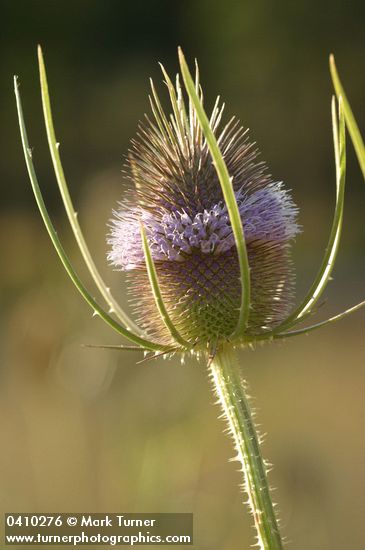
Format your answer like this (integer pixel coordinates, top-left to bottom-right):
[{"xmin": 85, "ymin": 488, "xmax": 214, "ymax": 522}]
[{"xmin": 1, "ymin": 1, "xmax": 365, "ymax": 548}]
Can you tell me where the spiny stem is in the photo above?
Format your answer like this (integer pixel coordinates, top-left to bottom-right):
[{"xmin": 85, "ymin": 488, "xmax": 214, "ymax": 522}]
[{"xmin": 210, "ymin": 347, "xmax": 283, "ymax": 549}]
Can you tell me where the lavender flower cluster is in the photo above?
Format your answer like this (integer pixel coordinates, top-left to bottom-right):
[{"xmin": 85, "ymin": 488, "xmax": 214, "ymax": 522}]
[{"xmin": 109, "ymin": 184, "xmax": 299, "ymax": 268}]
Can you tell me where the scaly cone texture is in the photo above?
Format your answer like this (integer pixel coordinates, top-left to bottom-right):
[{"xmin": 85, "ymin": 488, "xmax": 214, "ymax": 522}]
[{"xmin": 108, "ymin": 69, "xmax": 300, "ymax": 347}]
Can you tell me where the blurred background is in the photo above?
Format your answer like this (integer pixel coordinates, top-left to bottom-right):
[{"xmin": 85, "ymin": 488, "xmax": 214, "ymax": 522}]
[{"xmin": 1, "ymin": 1, "xmax": 365, "ymax": 548}]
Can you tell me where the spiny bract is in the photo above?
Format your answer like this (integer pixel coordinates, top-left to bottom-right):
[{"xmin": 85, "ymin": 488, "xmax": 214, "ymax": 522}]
[{"xmin": 108, "ymin": 68, "xmax": 300, "ymax": 348}]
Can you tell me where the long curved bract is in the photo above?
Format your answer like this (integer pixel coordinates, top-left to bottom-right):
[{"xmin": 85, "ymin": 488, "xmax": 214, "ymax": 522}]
[
  {"xmin": 270, "ymin": 96, "xmax": 346, "ymax": 335},
  {"xmin": 330, "ymin": 54, "xmax": 365, "ymax": 180},
  {"xmin": 178, "ymin": 47, "xmax": 251, "ymax": 342},
  {"xmin": 37, "ymin": 46, "xmax": 143, "ymax": 336},
  {"xmin": 140, "ymin": 224, "xmax": 190, "ymax": 349},
  {"xmin": 14, "ymin": 75, "xmax": 168, "ymax": 354},
  {"xmin": 274, "ymin": 300, "xmax": 365, "ymax": 340}
]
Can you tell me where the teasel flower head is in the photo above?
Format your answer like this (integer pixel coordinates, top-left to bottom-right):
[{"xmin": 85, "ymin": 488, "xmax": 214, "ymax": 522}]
[
  {"xmin": 108, "ymin": 62, "xmax": 300, "ymax": 350},
  {"xmin": 16, "ymin": 47, "xmax": 365, "ymax": 549},
  {"xmin": 16, "ymin": 47, "xmax": 363, "ymax": 360}
]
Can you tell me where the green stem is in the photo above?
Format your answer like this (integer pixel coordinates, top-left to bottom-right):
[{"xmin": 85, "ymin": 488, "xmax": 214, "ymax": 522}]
[{"xmin": 210, "ymin": 347, "xmax": 283, "ymax": 549}]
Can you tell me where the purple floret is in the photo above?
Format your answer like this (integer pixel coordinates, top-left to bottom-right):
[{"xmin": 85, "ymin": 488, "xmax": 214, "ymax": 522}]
[{"xmin": 108, "ymin": 184, "xmax": 299, "ymax": 271}]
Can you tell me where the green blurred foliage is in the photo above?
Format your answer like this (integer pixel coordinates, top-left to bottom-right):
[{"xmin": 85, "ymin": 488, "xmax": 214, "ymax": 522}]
[{"xmin": 0, "ymin": 1, "xmax": 365, "ymax": 548}]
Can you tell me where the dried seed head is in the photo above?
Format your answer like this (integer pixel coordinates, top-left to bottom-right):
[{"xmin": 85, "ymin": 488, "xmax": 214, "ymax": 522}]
[{"xmin": 108, "ymin": 68, "xmax": 300, "ymax": 347}]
